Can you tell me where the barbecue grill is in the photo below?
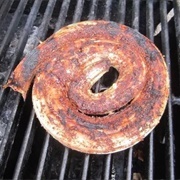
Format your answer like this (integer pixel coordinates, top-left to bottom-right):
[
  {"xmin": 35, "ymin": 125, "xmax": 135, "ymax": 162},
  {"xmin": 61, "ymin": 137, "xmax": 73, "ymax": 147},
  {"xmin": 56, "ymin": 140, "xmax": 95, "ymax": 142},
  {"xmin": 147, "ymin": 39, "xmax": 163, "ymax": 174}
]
[{"xmin": 0, "ymin": 0, "xmax": 179, "ymax": 179}]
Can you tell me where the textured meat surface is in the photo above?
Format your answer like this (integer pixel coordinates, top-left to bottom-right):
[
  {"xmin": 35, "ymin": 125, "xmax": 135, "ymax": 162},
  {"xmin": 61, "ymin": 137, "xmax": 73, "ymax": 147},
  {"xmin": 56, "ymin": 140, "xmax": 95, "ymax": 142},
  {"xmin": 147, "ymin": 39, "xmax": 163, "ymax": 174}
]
[{"xmin": 6, "ymin": 20, "xmax": 169, "ymax": 154}]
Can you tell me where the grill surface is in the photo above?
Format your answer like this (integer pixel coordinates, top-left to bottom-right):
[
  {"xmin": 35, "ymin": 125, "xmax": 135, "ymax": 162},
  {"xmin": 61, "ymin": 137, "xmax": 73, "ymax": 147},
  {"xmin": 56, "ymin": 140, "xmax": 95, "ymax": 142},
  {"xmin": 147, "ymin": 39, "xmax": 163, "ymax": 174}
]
[{"xmin": 0, "ymin": 0, "xmax": 179, "ymax": 179}]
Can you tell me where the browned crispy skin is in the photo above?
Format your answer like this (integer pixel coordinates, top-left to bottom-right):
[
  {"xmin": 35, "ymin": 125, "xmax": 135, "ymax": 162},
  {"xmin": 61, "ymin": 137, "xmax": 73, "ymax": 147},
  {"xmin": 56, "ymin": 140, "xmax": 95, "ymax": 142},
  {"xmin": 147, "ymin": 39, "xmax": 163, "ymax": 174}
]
[{"xmin": 6, "ymin": 21, "xmax": 169, "ymax": 154}]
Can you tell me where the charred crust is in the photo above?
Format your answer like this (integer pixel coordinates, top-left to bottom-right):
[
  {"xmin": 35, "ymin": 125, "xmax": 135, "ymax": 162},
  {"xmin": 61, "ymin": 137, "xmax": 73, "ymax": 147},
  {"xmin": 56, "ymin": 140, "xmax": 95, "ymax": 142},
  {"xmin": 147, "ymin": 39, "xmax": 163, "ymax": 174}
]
[
  {"xmin": 75, "ymin": 117, "xmax": 108, "ymax": 130},
  {"xmin": 104, "ymin": 21, "xmax": 120, "ymax": 37},
  {"xmin": 58, "ymin": 110, "xmax": 66, "ymax": 126},
  {"xmin": 22, "ymin": 48, "xmax": 40, "ymax": 79}
]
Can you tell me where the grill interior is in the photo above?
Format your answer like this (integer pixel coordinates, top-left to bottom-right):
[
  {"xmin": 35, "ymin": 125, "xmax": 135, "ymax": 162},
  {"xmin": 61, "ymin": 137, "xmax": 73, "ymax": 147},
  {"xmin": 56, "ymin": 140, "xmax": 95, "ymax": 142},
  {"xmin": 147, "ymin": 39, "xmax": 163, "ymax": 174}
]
[{"xmin": 0, "ymin": 0, "xmax": 180, "ymax": 179}]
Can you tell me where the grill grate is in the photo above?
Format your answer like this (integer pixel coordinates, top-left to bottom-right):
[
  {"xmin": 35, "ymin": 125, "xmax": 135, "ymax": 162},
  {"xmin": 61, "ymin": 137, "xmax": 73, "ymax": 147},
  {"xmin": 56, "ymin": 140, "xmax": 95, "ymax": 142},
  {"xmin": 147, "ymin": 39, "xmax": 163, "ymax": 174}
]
[
  {"xmin": 160, "ymin": 2, "xmax": 174, "ymax": 179},
  {"xmin": 0, "ymin": 0, "xmax": 179, "ymax": 179}
]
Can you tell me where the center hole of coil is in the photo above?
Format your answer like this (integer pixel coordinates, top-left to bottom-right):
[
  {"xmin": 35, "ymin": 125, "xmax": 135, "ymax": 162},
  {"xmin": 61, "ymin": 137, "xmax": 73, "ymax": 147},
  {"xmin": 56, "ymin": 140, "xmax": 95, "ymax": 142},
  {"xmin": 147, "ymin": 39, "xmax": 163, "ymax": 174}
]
[{"xmin": 91, "ymin": 66, "xmax": 119, "ymax": 93}]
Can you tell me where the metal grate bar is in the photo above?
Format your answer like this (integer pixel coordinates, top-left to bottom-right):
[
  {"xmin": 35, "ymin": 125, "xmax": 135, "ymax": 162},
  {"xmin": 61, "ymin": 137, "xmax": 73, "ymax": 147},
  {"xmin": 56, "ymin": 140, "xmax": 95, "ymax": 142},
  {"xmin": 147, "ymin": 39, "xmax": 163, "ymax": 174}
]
[
  {"xmin": 37, "ymin": 0, "xmax": 57, "ymax": 41},
  {"xmin": 88, "ymin": 0, "xmax": 98, "ymax": 20},
  {"xmin": 126, "ymin": 147, "xmax": 133, "ymax": 180},
  {"xmin": 0, "ymin": 0, "xmax": 14, "ymax": 27},
  {"xmin": 12, "ymin": 110, "xmax": 36, "ymax": 180},
  {"xmin": 0, "ymin": 0, "xmax": 29, "ymax": 59},
  {"xmin": 81, "ymin": 154, "xmax": 90, "ymax": 180},
  {"xmin": 73, "ymin": 0, "xmax": 85, "ymax": 23},
  {"xmin": 148, "ymin": 132, "xmax": 154, "ymax": 180},
  {"xmin": 146, "ymin": 0, "xmax": 154, "ymax": 41},
  {"xmin": 146, "ymin": 1, "xmax": 154, "ymax": 179},
  {"xmin": 59, "ymin": 147, "xmax": 69, "ymax": 180},
  {"xmin": 55, "ymin": 0, "xmax": 71, "ymax": 32},
  {"xmin": 111, "ymin": 152, "xmax": 125, "ymax": 180},
  {"xmin": 160, "ymin": 1, "xmax": 174, "ymax": 179},
  {"xmin": 126, "ymin": 1, "xmax": 140, "ymax": 179},
  {"xmin": 104, "ymin": 154, "xmax": 112, "ymax": 180},
  {"xmin": 132, "ymin": 0, "xmax": 140, "ymax": 30},
  {"xmin": 35, "ymin": 133, "xmax": 50, "ymax": 180},
  {"xmin": 13, "ymin": 0, "xmax": 43, "ymax": 61},
  {"xmin": 173, "ymin": 0, "xmax": 180, "ymax": 83},
  {"xmin": 118, "ymin": 0, "xmax": 126, "ymax": 24},
  {"xmin": 103, "ymin": 0, "xmax": 113, "ymax": 21},
  {"xmin": 0, "ymin": 91, "xmax": 21, "ymax": 177}
]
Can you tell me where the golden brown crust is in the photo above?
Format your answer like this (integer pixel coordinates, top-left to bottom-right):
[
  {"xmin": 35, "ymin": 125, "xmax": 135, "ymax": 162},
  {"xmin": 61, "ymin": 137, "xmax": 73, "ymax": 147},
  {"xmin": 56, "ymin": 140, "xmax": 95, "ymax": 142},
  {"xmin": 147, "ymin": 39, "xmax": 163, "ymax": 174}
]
[{"xmin": 6, "ymin": 20, "xmax": 169, "ymax": 154}]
